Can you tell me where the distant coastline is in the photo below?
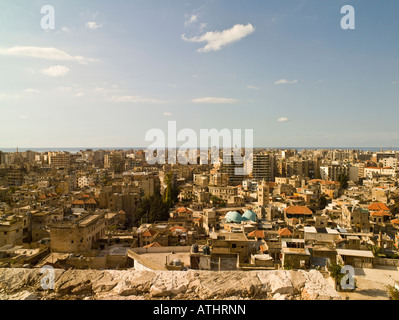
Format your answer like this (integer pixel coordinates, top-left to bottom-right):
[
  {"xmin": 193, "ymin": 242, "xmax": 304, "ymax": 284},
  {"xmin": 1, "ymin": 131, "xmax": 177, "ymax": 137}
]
[{"xmin": 1, "ymin": 147, "xmax": 399, "ymax": 153}]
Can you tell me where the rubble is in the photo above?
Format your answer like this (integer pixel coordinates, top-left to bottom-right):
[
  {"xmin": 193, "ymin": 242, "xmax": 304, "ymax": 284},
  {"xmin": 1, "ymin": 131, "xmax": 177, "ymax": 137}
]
[{"xmin": 0, "ymin": 268, "xmax": 341, "ymax": 300}]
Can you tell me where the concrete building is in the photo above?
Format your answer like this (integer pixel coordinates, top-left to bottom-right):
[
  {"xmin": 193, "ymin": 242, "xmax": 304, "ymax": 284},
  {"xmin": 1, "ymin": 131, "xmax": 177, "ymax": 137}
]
[
  {"xmin": 341, "ymin": 205, "xmax": 371, "ymax": 233},
  {"xmin": 252, "ymin": 153, "xmax": 274, "ymax": 182},
  {"xmin": 48, "ymin": 152, "xmax": 70, "ymax": 170},
  {"xmin": 50, "ymin": 211, "xmax": 106, "ymax": 253},
  {"xmin": 320, "ymin": 165, "xmax": 349, "ymax": 182}
]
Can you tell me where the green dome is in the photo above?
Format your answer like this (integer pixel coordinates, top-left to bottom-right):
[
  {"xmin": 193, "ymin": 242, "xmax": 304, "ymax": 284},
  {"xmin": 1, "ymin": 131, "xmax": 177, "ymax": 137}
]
[
  {"xmin": 225, "ymin": 211, "xmax": 243, "ymax": 223},
  {"xmin": 242, "ymin": 210, "xmax": 257, "ymax": 222}
]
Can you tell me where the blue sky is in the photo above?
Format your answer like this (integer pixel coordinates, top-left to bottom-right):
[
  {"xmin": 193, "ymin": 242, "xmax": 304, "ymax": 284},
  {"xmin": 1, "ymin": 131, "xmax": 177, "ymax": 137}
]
[{"xmin": 1, "ymin": 0, "xmax": 399, "ymax": 148}]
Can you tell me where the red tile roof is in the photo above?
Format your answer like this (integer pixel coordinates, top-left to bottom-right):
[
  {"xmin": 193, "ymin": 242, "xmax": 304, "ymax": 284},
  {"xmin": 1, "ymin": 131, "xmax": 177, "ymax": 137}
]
[
  {"xmin": 370, "ymin": 210, "xmax": 391, "ymax": 217},
  {"xmin": 175, "ymin": 207, "xmax": 193, "ymax": 214},
  {"xmin": 285, "ymin": 206, "xmax": 313, "ymax": 215},
  {"xmin": 391, "ymin": 219, "xmax": 399, "ymax": 225},
  {"xmin": 170, "ymin": 226, "xmax": 187, "ymax": 233},
  {"xmin": 141, "ymin": 230, "xmax": 157, "ymax": 237},
  {"xmin": 144, "ymin": 242, "xmax": 162, "ymax": 248},
  {"xmin": 248, "ymin": 230, "xmax": 265, "ymax": 238},
  {"xmin": 278, "ymin": 228, "xmax": 293, "ymax": 237},
  {"xmin": 84, "ymin": 198, "xmax": 97, "ymax": 205},
  {"xmin": 368, "ymin": 203, "xmax": 389, "ymax": 211}
]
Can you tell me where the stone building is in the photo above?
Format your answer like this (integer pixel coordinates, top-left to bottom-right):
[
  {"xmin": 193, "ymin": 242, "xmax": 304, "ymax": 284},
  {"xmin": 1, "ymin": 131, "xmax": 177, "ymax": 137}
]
[{"xmin": 50, "ymin": 211, "xmax": 106, "ymax": 253}]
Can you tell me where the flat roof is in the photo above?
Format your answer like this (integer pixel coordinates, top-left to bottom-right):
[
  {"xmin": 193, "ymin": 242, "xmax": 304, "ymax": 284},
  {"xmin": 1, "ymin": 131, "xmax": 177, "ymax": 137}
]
[
  {"xmin": 79, "ymin": 214, "xmax": 101, "ymax": 227},
  {"xmin": 211, "ymin": 231, "xmax": 248, "ymax": 242},
  {"xmin": 336, "ymin": 249, "xmax": 374, "ymax": 258},
  {"xmin": 282, "ymin": 247, "xmax": 310, "ymax": 255}
]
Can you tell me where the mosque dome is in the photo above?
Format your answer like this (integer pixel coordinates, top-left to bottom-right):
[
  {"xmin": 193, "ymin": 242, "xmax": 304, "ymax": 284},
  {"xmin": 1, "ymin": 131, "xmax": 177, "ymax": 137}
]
[
  {"xmin": 225, "ymin": 211, "xmax": 243, "ymax": 223},
  {"xmin": 242, "ymin": 210, "xmax": 257, "ymax": 222}
]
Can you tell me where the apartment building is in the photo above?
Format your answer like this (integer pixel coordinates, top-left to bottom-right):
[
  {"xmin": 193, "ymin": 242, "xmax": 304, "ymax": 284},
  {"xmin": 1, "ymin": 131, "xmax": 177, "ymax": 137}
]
[{"xmin": 50, "ymin": 211, "xmax": 106, "ymax": 253}]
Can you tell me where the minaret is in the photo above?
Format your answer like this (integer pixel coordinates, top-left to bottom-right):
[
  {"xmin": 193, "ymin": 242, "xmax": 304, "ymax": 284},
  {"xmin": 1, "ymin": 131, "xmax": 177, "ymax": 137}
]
[{"xmin": 258, "ymin": 179, "xmax": 269, "ymax": 207}]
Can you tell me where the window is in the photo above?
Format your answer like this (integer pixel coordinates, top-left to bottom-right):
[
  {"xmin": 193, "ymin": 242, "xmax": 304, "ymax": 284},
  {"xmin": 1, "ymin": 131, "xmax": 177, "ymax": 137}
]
[{"xmin": 232, "ymin": 244, "xmax": 237, "ymax": 248}]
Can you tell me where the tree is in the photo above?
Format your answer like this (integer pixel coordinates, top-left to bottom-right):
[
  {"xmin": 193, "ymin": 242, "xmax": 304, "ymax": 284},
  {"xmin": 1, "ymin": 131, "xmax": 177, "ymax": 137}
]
[
  {"xmin": 135, "ymin": 179, "xmax": 179, "ymax": 227},
  {"xmin": 163, "ymin": 172, "xmax": 179, "ymax": 206},
  {"xmin": 318, "ymin": 195, "xmax": 328, "ymax": 209},
  {"xmin": 337, "ymin": 173, "xmax": 349, "ymax": 189},
  {"xmin": 367, "ymin": 244, "xmax": 383, "ymax": 257},
  {"xmin": 328, "ymin": 262, "xmax": 345, "ymax": 290},
  {"xmin": 387, "ymin": 285, "xmax": 399, "ymax": 300}
]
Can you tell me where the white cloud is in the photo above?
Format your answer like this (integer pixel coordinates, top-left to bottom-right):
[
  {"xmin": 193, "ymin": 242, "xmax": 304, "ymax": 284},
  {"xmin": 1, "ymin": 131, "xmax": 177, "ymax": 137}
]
[
  {"xmin": 275, "ymin": 79, "xmax": 298, "ymax": 85},
  {"xmin": 110, "ymin": 95, "xmax": 165, "ymax": 104},
  {"xmin": 0, "ymin": 46, "xmax": 96, "ymax": 64},
  {"xmin": 185, "ymin": 14, "xmax": 198, "ymax": 26},
  {"xmin": 25, "ymin": 88, "xmax": 39, "ymax": 93},
  {"xmin": 19, "ymin": 115, "xmax": 28, "ymax": 119},
  {"xmin": 74, "ymin": 92, "xmax": 85, "ymax": 97},
  {"xmin": 192, "ymin": 97, "xmax": 237, "ymax": 104},
  {"xmin": 182, "ymin": 23, "xmax": 255, "ymax": 52},
  {"xmin": 163, "ymin": 112, "xmax": 173, "ymax": 116},
  {"xmin": 41, "ymin": 65, "xmax": 70, "ymax": 77},
  {"xmin": 86, "ymin": 22, "xmax": 103, "ymax": 30},
  {"xmin": 277, "ymin": 117, "xmax": 289, "ymax": 122},
  {"xmin": 246, "ymin": 85, "xmax": 260, "ymax": 90},
  {"xmin": 62, "ymin": 26, "xmax": 71, "ymax": 33}
]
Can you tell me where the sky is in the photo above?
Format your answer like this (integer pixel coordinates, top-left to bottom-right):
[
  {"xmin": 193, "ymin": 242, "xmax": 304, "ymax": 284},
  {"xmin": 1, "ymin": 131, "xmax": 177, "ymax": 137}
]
[{"xmin": 1, "ymin": 0, "xmax": 399, "ymax": 149}]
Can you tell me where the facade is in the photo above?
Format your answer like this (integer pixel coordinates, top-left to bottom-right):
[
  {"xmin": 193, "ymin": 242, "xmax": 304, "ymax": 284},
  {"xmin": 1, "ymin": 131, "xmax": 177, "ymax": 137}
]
[
  {"xmin": 341, "ymin": 205, "xmax": 371, "ymax": 232},
  {"xmin": 319, "ymin": 165, "xmax": 349, "ymax": 181},
  {"xmin": 252, "ymin": 153, "xmax": 274, "ymax": 182},
  {"xmin": 48, "ymin": 152, "xmax": 70, "ymax": 170},
  {"xmin": 0, "ymin": 214, "xmax": 30, "ymax": 246},
  {"xmin": 50, "ymin": 212, "xmax": 106, "ymax": 253}
]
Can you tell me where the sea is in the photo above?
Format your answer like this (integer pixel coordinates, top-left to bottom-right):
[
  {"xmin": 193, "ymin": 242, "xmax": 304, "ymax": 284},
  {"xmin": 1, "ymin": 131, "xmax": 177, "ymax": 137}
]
[{"xmin": 1, "ymin": 147, "xmax": 399, "ymax": 153}]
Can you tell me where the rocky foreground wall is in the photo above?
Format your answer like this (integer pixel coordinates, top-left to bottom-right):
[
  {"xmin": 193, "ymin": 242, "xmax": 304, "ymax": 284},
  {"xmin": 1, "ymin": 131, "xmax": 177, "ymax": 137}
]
[{"xmin": 0, "ymin": 268, "xmax": 341, "ymax": 300}]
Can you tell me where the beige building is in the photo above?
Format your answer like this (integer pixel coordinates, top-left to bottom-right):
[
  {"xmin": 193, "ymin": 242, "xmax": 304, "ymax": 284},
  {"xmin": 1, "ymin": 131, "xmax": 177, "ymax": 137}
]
[
  {"xmin": 208, "ymin": 186, "xmax": 238, "ymax": 201},
  {"xmin": 50, "ymin": 212, "xmax": 106, "ymax": 253},
  {"xmin": 341, "ymin": 205, "xmax": 371, "ymax": 232},
  {"xmin": 48, "ymin": 152, "xmax": 70, "ymax": 170},
  {"xmin": 0, "ymin": 214, "xmax": 30, "ymax": 246}
]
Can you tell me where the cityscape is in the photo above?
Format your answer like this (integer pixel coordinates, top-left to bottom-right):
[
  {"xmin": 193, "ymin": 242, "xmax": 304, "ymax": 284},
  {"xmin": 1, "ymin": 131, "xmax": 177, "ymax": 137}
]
[
  {"xmin": 1, "ymin": 0, "xmax": 399, "ymax": 307},
  {"xmin": 0, "ymin": 147, "xmax": 398, "ymax": 301}
]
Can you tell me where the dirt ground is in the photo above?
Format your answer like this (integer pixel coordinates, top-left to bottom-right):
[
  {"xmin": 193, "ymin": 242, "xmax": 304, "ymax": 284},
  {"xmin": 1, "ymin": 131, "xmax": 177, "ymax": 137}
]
[{"xmin": 340, "ymin": 265, "xmax": 399, "ymax": 300}]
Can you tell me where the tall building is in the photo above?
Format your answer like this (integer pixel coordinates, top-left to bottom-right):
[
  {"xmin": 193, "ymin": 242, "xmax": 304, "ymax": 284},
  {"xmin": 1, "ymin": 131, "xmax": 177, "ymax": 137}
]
[
  {"xmin": 319, "ymin": 165, "xmax": 349, "ymax": 181},
  {"xmin": 48, "ymin": 152, "xmax": 70, "ymax": 170},
  {"xmin": 257, "ymin": 180, "xmax": 269, "ymax": 206},
  {"xmin": 104, "ymin": 153, "xmax": 125, "ymax": 173},
  {"xmin": 222, "ymin": 154, "xmax": 244, "ymax": 186},
  {"xmin": 252, "ymin": 153, "xmax": 274, "ymax": 182}
]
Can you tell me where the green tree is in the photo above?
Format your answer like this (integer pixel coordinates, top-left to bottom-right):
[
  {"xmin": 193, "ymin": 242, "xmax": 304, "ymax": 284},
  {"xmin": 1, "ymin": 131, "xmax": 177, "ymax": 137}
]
[
  {"xmin": 318, "ymin": 195, "xmax": 328, "ymax": 208},
  {"xmin": 162, "ymin": 172, "xmax": 179, "ymax": 206},
  {"xmin": 337, "ymin": 173, "xmax": 349, "ymax": 189},
  {"xmin": 328, "ymin": 262, "xmax": 345, "ymax": 290},
  {"xmin": 387, "ymin": 285, "xmax": 399, "ymax": 300},
  {"xmin": 367, "ymin": 244, "xmax": 383, "ymax": 257}
]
